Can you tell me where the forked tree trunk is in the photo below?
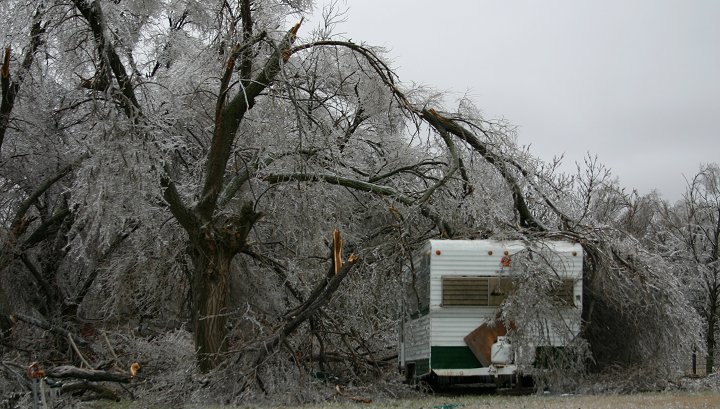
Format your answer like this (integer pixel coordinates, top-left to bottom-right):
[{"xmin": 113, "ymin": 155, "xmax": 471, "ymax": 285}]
[{"xmin": 190, "ymin": 242, "xmax": 234, "ymax": 372}]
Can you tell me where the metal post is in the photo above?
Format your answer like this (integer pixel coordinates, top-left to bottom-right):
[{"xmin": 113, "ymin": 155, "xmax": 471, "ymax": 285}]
[{"xmin": 30, "ymin": 378, "xmax": 40, "ymax": 409}]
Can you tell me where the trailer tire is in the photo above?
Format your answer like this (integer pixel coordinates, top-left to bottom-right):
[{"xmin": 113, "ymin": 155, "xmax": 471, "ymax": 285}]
[{"xmin": 404, "ymin": 362, "xmax": 416, "ymax": 384}]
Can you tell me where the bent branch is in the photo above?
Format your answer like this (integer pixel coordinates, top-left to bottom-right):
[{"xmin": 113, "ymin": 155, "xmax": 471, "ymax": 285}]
[{"xmin": 421, "ymin": 108, "xmax": 544, "ymax": 231}]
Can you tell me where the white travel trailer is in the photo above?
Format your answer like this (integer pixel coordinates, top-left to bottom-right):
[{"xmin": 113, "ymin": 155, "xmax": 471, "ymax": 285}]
[{"xmin": 399, "ymin": 239, "xmax": 583, "ymax": 383}]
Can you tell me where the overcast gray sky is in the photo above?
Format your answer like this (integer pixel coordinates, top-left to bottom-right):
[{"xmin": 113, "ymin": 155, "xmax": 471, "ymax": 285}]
[{"xmin": 310, "ymin": 0, "xmax": 720, "ymax": 202}]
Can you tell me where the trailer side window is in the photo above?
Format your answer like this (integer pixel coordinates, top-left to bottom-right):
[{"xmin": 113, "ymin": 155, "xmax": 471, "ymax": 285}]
[
  {"xmin": 550, "ymin": 279, "xmax": 576, "ymax": 306},
  {"xmin": 488, "ymin": 277, "xmax": 514, "ymax": 306},
  {"xmin": 442, "ymin": 277, "xmax": 513, "ymax": 307}
]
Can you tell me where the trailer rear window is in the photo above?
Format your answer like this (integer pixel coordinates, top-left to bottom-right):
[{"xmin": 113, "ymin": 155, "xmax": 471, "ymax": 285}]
[
  {"xmin": 442, "ymin": 277, "xmax": 513, "ymax": 307},
  {"xmin": 550, "ymin": 279, "xmax": 576, "ymax": 306}
]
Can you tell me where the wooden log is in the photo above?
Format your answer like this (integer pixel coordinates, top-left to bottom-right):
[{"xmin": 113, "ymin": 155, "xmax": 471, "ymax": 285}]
[
  {"xmin": 61, "ymin": 381, "xmax": 121, "ymax": 401},
  {"xmin": 45, "ymin": 366, "xmax": 132, "ymax": 383}
]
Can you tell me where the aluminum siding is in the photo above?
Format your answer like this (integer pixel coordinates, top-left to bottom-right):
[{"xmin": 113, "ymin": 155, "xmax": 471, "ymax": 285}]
[
  {"xmin": 428, "ymin": 240, "xmax": 583, "ymax": 348},
  {"xmin": 403, "ymin": 314, "xmax": 431, "ymax": 362}
]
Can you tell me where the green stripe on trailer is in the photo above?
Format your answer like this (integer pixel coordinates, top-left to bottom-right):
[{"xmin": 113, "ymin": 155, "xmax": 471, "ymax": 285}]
[{"xmin": 431, "ymin": 346, "xmax": 482, "ymax": 369}]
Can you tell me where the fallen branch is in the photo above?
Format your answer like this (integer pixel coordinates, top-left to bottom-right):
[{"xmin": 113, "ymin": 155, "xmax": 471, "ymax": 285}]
[
  {"xmin": 14, "ymin": 313, "xmax": 89, "ymax": 346},
  {"xmin": 335, "ymin": 385, "xmax": 372, "ymax": 404},
  {"xmin": 45, "ymin": 366, "xmax": 132, "ymax": 383},
  {"xmin": 234, "ymin": 231, "xmax": 359, "ymax": 396},
  {"xmin": 61, "ymin": 380, "xmax": 121, "ymax": 401},
  {"xmin": 1, "ymin": 360, "xmax": 31, "ymax": 390},
  {"xmin": 67, "ymin": 333, "xmax": 92, "ymax": 368},
  {"xmin": 257, "ymin": 253, "xmax": 358, "ymax": 362}
]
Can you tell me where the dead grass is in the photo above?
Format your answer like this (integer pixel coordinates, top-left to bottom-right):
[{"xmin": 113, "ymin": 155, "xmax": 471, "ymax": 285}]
[
  {"xmin": 76, "ymin": 390, "xmax": 720, "ymax": 409},
  {"xmin": 252, "ymin": 391, "xmax": 720, "ymax": 409}
]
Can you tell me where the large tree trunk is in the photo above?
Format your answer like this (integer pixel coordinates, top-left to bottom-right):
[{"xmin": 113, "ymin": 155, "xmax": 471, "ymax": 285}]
[{"xmin": 190, "ymin": 241, "xmax": 234, "ymax": 372}]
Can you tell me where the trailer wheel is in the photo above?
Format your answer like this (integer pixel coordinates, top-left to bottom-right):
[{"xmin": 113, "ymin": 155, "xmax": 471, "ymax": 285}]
[{"xmin": 404, "ymin": 362, "xmax": 416, "ymax": 384}]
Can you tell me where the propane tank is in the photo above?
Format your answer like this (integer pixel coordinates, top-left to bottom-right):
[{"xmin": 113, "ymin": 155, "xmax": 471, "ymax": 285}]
[{"xmin": 491, "ymin": 336, "xmax": 513, "ymax": 365}]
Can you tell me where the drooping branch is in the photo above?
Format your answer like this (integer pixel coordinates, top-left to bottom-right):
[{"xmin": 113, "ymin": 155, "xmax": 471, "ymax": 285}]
[
  {"xmin": 289, "ymin": 40, "xmax": 411, "ymax": 110},
  {"xmin": 20, "ymin": 207, "xmax": 71, "ymax": 251},
  {"xmin": 74, "ymin": 220, "xmax": 141, "ymax": 307},
  {"xmin": 421, "ymin": 108, "xmax": 544, "ymax": 231},
  {"xmin": 416, "ymin": 125, "xmax": 459, "ymax": 206},
  {"xmin": 290, "ymin": 39, "xmax": 551, "ymax": 232},
  {"xmin": 263, "ymin": 172, "xmax": 453, "ymax": 237},
  {"xmin": 264, "ymin": 173, "xmax": 414, "ymax": 205},
  {"xmin": 7, "ymin": 158, "xmax": 81, "ymax": 247},
  {"xmin": 368, "ymin": 160, "xmax": 446, "ymax": 183},
  {"xmin": 290, "ymin": 39, "xmax": 542, "ymax": 231}
]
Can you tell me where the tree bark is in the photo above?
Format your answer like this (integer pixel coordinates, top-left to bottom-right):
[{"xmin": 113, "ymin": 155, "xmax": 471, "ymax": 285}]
[
  {"xmin": 707, "ymin": 311, "xmax": 715, "ymax": 373},
  {"xmin": 707, "ymin": 284, "xmax": 718, "ymax": 373},
  {"xmin": 189, "ymin": 241, "xmax": 234, "ymax": 372},
  {"xmin": 45, "ymin": 365, "xmax": 132, "ymax": 383}
]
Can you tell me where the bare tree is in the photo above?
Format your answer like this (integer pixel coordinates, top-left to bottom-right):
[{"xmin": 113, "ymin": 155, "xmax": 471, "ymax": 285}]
[{"xmin": 659, "ymin": 164, "xmax": 720, "ymax": 372}]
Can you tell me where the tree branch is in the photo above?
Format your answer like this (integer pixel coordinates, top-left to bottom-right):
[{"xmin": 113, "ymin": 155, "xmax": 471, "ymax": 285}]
[
  {"xmin": 196, "ymin": 18, "xmax": 304, "ymax": 219},
  {"xmin": 45, "ymin": 365, "xmax": 132, "ymax": 383},
  {"xmin": 10, "ymin": 161, "xmax": 78, "ymax": 240},
  {"xmin": 21, "ymin": 207, "xmax": 71, "ymax": 251},
  {"xmin": 264, "ymin": 173, "xmax": 414, "ymax": 205},
  {"xmin": 241, "ymin": 249, "xmax": 305, "ymax": 303},
  {"xmin": 252, "ymin": 248, "xmax": 358, "ymax": 366},
  {"xmin": 72, "ymin": 0, "xmax": 142, "ymax": 121},
  {"xmin": 74, "ymin": 221, "xmax": 141, "ymax": 306},
  {"xmin": 368, "ymin": 160, "xmax": 446, "ymax": 183},
  {"xmin": 19, "ymin": 253, "xmax": 55, "ymax": 306},
  {"xmin": 421, "ymin": 108, "xmax": 544, "ymax": 231},
  {"xmin": 263, "ymin": 172, "xmax": 453, "ymax": 237},
  {"xmin": 239, "ymin": 0, "xmax": 253, "ymax": 83},
  {"xmin": 416, "ymin": 126, "xmax": 459, "ymax": 206},
  {"xmin": 0, "ymin": 7, "xmax": 45, "ymax": 156},
  {"xmin": 160, "ymin": 172, "xmax": 197, "ymax": 234},
  {"xmin": 14, "ymin": 313, "xmax": 88, "ymax": 346}
]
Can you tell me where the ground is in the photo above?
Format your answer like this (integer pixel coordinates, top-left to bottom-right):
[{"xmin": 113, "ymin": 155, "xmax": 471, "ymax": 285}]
[{"xmin": 77, "ymin": 391, "xmax": 720, "ymax": 409}]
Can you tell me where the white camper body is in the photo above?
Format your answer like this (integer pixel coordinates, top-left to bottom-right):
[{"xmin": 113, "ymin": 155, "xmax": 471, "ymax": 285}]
[{"xmin": 399, "ymin": 240, "xmax": 583, "ymax": 381}]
